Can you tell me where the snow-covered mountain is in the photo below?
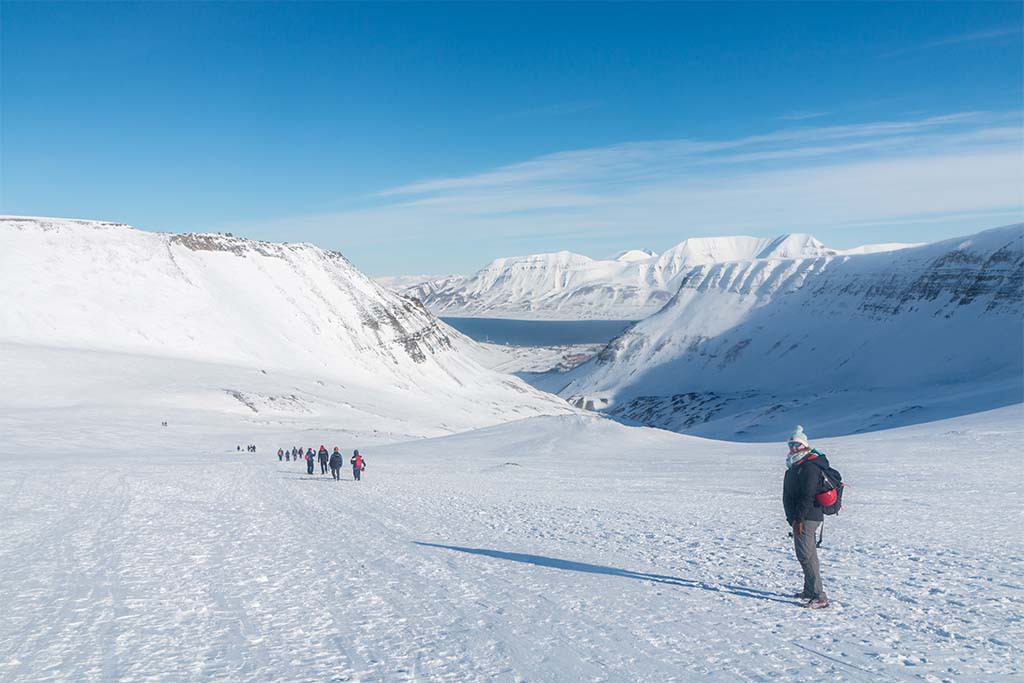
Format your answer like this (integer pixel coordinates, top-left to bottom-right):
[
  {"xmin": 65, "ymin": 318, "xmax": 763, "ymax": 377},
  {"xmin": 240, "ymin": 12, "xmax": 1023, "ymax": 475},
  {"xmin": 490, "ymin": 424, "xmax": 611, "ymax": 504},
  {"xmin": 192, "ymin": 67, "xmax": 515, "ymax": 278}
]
[
  {"xmin": 395, "ymin": 234, "xmax": 917, "ymax": 320},
  {"xmin": 612, "ymin": 248, "xmax": 658, "ymax": 263},
  {"xmin": 0, "ymin": 216, "xmax": 571, "ymax": 440},
  {"xmin": 375, "ymin": 273, "xmax": 466, "ymax": 299},
  {"xmin": 557, "ymin": 224, "xmax": 1023, "ymax": 439},
  {"xmin": 382, "ymin": 273, "xmax": 468, "ymax": 304}
]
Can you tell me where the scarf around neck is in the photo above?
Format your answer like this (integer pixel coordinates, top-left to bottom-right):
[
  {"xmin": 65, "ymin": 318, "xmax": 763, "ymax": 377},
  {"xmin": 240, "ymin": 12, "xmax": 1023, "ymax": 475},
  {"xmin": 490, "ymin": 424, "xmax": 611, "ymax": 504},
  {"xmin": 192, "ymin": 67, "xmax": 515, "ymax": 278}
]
[{"xmin": 787, "ymin": 447, "xmax": 822, "ymax": 469}]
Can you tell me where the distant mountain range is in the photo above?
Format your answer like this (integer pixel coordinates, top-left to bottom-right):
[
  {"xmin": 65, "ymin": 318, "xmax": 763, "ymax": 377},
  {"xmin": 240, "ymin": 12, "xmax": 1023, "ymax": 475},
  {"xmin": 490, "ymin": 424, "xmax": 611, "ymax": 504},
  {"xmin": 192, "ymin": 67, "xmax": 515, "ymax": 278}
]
[
  {"xmin": 9, "ymin": 216, "xmax": 1016, "ymax": 443},
  {"xmin": 554, "ymin": 224, "xmax": 1023, "ymax": 439},
  {"xmin": 382, "ymin": 234, "xmax": 921, "ymax": 320}
]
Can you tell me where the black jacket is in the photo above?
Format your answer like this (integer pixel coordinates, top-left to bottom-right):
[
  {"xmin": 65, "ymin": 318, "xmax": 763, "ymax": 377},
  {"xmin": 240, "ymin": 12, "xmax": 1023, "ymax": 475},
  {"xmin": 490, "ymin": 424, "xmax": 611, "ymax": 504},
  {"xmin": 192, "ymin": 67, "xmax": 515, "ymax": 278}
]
[
  {"xmin": 329, "ymin": 453, "xmax": 342, "ymax": 468},
  {"xmin": 783, "ymin": 453, "xmax": 828, "ymax": 523}
]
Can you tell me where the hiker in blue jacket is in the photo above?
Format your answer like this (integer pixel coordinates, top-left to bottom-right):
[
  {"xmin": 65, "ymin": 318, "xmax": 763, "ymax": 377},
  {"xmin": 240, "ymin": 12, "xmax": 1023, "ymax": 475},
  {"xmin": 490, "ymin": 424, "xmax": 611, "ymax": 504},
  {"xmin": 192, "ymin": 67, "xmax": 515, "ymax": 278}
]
[{"xmin": 329, "ymin": 447, "xmax": 343, "ymax": 480}]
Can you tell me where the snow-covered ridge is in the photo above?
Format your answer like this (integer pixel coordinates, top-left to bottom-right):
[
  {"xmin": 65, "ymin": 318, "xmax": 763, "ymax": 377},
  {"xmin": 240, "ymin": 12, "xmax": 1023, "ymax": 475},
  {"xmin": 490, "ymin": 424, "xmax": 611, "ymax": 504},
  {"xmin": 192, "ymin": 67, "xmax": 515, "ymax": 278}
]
[
  {"xmin": 835, "ymin": 241, "xmax": 922, "ymax": 256},
  {"xmin": 558, "ymin": 224, "xmax": 1024, "ymax": 438},
  {"xmin": 613, "ymin": 249, "xmax": 657, "ymax": 263},
  {"xmin": 0, "ymin": 216, "xmax": 571, "ymax": 433},
  {"xmin": 390, "ymin": 233, "xmax": 913, "ymax": 320},
  {"xmin": 1, "ymin": 217, "xmax": 451, "ymax": 370}
]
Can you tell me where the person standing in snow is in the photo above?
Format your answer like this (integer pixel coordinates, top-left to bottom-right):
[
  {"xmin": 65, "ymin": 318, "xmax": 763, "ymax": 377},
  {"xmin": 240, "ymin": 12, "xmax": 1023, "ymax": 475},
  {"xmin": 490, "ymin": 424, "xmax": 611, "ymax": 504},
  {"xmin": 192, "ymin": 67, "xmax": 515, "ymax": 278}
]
[
  {"xmin": 277, "ymin": 448, "xmax": 284, "ymax": 461},
  {"xmin": 350, "ymin": 450, "xmax": 365, "ymax": 481},
  {"xmin": 318, "ymin": 446, "xmax": 330, "ymax": 475},
  {"xmin": 305, "ymin": 448, "xmax": 316, "ymax": 475},
  {"xmin": 783, "ymin": 425, "xmax": 829, "ymax": 609},
  {"xmin": 329, "ymin": 447, "xmax": 343, "ymax": 480}
]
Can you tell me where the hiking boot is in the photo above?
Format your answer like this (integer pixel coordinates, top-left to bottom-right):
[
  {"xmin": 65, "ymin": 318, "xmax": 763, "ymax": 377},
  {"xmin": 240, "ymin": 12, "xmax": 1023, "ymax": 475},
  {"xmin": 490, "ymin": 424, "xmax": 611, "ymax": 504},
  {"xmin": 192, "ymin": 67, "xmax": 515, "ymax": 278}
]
[{"xmin": 804, "ymin": 597, "xmax": 830, "ymax": 609}]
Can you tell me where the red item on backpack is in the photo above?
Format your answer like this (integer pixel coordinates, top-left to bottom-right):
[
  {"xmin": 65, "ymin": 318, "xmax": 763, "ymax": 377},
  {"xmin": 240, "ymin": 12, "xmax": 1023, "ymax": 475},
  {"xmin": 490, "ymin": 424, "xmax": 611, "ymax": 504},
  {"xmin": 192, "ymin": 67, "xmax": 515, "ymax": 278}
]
[{"xmin": 815, "ymin": 489, "xmax": 838, "ymax": 507}]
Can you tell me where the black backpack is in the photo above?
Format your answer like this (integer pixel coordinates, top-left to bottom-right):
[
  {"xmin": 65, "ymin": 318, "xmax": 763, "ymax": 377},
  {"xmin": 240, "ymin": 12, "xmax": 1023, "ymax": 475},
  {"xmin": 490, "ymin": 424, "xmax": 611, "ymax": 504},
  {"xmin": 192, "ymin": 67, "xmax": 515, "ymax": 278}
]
[{"xmin": 811, "ymin": 459, "xmax": 844, "ymax": 515}]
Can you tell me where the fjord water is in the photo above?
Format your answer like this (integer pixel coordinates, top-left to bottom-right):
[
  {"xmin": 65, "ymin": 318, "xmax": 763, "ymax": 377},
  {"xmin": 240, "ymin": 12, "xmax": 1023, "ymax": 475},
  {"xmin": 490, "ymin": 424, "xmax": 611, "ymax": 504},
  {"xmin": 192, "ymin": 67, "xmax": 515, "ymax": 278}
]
[{"xmin": 442, "ymin": 317, "xmax": 636, "ymax": 346}]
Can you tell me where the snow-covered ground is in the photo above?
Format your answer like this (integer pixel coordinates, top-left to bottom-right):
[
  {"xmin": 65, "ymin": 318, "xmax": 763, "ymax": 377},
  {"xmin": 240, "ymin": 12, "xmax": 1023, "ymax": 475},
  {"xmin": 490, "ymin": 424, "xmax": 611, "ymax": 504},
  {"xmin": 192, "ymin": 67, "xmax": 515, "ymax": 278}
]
[
  {"xmin": 476, "ymin": 342, "xmax": 605, "ymax": 375},
  {"xmin": 1, "ymin": 405, "xmax": 1021, "ymax": 681}
]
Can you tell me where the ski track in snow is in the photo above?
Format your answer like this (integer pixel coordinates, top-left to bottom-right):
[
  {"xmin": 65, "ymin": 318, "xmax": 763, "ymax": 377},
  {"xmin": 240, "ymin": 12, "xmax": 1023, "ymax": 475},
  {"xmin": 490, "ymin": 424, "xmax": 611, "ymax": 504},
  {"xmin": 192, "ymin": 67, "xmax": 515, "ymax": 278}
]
[{"xmin": 1, "ymin": 409, "xmax": 1022, "ymax": 681}]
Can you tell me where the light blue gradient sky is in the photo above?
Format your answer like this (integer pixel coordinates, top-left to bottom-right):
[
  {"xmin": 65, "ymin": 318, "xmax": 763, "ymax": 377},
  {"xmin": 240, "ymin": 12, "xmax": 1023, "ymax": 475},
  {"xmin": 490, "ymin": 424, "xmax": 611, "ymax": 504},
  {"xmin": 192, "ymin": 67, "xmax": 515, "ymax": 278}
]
[{"xmin": 2, "ymin": 2, "xmax": 1022, "ymax": 275}]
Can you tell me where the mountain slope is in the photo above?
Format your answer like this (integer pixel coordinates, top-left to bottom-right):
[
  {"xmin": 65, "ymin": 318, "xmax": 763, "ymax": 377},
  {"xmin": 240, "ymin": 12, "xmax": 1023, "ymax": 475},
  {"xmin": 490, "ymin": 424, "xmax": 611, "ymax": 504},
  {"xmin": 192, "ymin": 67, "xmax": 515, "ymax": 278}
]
[
  {"xmin": 401, "ymin": 233, "xmax": 912, "ymax": 320},
  {"xmin": 557, "ymin": 224, "xmax": 1024, "ymax": 438},
  {"xmin": 0, "ymin": 216, "xmax": 571, "ymax": 439}
]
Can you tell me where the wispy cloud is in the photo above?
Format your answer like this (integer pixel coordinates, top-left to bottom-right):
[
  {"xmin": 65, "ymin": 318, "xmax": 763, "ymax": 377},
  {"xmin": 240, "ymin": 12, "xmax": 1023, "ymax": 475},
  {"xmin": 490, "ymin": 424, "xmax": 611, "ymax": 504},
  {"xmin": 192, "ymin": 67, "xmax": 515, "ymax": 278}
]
[
  {"xmin": 882, "ymin": 25, "xmax": 1022, "ymax": 58},
  {"xmin": 777, "ymin": 110, "xmax": 829, "ymax": 121},
  {"xmin": 238, "ymin": 111, "xmax": 1023, "ymax": 271},
  {"xmin": 377, "ymin": 112, "xmax": 1003, "ymax": 198},
  {"xmin": 501, "ymin": 102, "xmax": 599, "ymax": 119}
]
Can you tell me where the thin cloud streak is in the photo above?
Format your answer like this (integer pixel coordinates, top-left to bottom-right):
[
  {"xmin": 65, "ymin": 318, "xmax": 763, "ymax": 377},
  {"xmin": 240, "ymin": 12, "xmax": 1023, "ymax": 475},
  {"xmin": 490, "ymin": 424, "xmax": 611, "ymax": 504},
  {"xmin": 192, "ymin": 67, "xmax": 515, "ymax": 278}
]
[
  {"xmin": 882, "ymin": 25, "xmax": 1022, "ymax": 58},
  {"xmin": 778, "ymin": 111, "xmax": 829, "ymax": 121},
  {"xmin": 240, "ymin": 111, "xmax": 1023, "ymax": 270},
  {"xmin": 500, "ymin": 102, "xmax": 600, "ymax": 119},
  {"xmin": 378, "ymin": 112, "xmax": 992, "ymax": 197}
]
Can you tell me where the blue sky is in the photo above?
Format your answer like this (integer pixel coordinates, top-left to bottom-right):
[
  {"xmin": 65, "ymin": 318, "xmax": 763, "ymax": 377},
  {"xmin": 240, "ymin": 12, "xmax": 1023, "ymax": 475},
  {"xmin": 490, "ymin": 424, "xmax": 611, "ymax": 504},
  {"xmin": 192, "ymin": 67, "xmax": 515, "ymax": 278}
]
[{"xmin": 2, "ymin": 1, "xmax": 1022, "ymax": 275}]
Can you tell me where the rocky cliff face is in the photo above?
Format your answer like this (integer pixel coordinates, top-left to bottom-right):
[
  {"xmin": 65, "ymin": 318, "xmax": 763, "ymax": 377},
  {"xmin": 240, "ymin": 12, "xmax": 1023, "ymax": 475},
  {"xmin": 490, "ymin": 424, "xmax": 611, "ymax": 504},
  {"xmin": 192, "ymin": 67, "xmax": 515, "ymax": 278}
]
[{"xmin": 559, "ymin": 224, "xmax": 1024, "ymax": 438}]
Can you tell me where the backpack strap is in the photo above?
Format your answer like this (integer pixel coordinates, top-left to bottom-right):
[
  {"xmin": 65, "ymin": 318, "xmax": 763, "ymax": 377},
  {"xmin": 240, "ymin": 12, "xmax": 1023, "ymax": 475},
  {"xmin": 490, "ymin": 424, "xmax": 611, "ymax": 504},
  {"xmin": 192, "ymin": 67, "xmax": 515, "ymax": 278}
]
[{"xmin": 808, "ymin": 457, "xmax": 838, "ymax": 489}]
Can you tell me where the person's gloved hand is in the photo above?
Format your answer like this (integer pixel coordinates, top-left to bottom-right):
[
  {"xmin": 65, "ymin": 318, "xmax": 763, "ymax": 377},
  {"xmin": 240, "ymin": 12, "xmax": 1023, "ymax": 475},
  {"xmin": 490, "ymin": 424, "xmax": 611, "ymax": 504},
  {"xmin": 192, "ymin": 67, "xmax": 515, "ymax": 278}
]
[{"xmin": 792, "ymin": 520, "xmax": 804, "ymax": 537}]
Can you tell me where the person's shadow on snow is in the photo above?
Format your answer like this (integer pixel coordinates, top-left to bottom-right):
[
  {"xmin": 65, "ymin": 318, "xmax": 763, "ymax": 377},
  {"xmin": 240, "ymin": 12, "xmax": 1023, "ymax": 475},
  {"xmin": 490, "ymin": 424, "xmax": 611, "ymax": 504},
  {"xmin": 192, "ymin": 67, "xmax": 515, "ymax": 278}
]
[
  {"xmin": 280, "ymin": 475, "xmax": 351, "ymax": 482},
  {"xmin": 414, "ymin": 542, "xmax": 796, "ymax": 605}
]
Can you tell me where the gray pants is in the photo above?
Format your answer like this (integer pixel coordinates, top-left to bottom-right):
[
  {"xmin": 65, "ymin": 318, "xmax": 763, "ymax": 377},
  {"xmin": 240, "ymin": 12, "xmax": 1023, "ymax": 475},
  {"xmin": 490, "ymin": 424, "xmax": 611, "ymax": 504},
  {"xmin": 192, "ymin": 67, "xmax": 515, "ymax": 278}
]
[{"xmin": 794, "ymin": 520, "xmax": 826, "ymax": 600}]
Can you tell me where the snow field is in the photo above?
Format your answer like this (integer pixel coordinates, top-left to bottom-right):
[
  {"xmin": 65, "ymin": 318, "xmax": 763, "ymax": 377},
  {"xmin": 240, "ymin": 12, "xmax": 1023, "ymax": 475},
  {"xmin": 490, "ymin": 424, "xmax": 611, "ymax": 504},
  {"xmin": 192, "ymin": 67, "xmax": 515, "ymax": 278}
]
[{"xmin": 1, "ymin": 408, "xmax": 1021, "ymax": 681}]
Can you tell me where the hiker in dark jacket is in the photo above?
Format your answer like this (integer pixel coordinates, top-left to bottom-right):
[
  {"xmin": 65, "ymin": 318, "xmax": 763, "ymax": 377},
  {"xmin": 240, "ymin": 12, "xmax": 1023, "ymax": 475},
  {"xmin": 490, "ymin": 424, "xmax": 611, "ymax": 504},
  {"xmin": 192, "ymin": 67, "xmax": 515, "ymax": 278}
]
[
  {"xmin": 351, "ymin": 450, "xmax": 365, "ymax": 481},
  {"xmin": 329, "ymin": 448, "xmax": 343, "ymax": 480},
  {"xmin": 783, "ymin": 425, "xmax": 829, "ymax": 609},
  {"xmin": 318, "ymin": 447, "xmax": 330, "ymax": 475},
  {"xmin": 305, "ymin": 448, "xmax": 316, "ymax": 475}
]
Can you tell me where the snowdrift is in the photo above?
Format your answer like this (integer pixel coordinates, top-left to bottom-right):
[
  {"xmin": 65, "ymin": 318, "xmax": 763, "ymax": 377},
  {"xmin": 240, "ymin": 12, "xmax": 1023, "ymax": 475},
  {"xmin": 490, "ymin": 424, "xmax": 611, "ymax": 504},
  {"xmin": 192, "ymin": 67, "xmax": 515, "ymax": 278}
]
[
  {"xmin": 559, "ymin": 224, "xmax": 1024, "ymax": 438},
  {"xmin": 0, "ymin": 216, "xmax": 572, "ymax": 442}
]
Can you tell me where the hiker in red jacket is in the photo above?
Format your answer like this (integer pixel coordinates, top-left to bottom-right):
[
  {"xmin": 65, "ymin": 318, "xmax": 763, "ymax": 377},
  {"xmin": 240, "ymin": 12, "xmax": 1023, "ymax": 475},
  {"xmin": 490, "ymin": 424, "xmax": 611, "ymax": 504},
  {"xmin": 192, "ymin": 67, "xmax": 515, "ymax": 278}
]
[{"xmin": 350, "ymin": 450, "xmax": 365, "ymax": 481}]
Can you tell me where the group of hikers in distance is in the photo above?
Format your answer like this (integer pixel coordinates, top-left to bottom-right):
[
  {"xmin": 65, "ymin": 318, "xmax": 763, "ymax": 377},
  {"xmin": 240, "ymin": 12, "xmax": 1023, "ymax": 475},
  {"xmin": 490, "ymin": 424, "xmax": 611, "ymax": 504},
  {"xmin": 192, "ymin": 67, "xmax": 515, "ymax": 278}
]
[
  {"xmin": 260, "ymin": 425, "xmax": 837, "ymax": 609},
  {"xmin": 277, "ymin": 445, "xmax": 366, "ymax": 481}
]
